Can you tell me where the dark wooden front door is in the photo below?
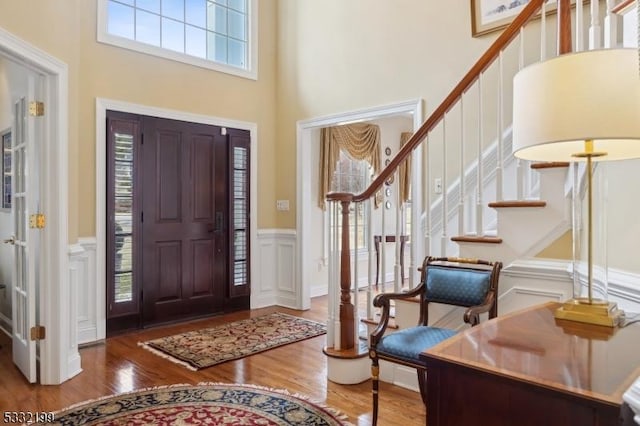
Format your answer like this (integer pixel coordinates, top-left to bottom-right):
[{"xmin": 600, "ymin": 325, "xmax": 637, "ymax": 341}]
[
  {"xmin": 140, "ymin": 117, "xmax": 227, "ymax": 326},
  {"xmin": 106, "ymin": 112, "xmax": 250, "ymax": 334}
]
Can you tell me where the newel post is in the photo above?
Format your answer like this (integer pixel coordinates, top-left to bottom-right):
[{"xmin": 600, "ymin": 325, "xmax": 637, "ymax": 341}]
[{"xmin": 339, "ymin": 200, "xmax": 355, "ymax": 350}]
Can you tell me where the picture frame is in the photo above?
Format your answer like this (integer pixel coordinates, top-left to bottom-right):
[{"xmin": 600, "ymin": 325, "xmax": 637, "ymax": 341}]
[{"xmin": 471, "ymin": 0, "xmax": 585, "ymax": 37}]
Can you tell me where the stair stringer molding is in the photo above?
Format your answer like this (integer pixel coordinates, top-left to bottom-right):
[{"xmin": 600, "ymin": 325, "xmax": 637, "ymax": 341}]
[{"xmin": 455, "ymin": 166, "xmax": 571, "ymax": 267}]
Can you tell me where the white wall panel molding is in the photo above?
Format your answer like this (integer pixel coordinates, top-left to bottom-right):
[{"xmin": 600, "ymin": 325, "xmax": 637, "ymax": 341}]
[
  {"xmin": 70, "ymin": 238, "xmax": 99, "ymax": 345},
  {"xmin": 254, "ymin": 229, "xmax": 297, "ymax": 309}
]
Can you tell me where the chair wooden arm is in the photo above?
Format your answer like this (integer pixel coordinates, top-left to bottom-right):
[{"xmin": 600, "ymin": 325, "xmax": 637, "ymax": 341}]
[
  {"xmin": 370, "ymin": 283, "xmax": 425, "ymax": 346},
  {"xmin": 463, "ymin": 293, "xmax": 497, "ymax": 326}
]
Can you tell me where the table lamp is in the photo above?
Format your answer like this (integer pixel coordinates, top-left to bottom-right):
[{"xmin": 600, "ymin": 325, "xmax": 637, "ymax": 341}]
[{"xmin": 512, "ymin": 48, "xmax": 640, "ymax": 327}]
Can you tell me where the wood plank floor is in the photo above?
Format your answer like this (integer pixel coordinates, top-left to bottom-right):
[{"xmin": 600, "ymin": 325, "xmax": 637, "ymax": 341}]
[{"xmin": 0, "ymin": 296, "xmax": 424, "ymax": 425}]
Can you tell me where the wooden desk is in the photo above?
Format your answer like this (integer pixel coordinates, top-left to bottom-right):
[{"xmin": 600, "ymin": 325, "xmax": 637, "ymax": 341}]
[
  {"xmin": 420, "ymin": 302, "xmax": 640, "ymax": 426},
  {"xmin": 373, "ymin": 235, "xmax": 408, "ymax": 285}
]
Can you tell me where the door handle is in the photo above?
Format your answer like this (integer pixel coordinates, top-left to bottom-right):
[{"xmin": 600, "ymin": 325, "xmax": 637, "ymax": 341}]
[
  {"xmin": 3, "ymin": 236, "xmax": 15, "ymax": 245},
  {"xmin": 215, "ymin": 212, "xmax": 224, "ymax": 232}
]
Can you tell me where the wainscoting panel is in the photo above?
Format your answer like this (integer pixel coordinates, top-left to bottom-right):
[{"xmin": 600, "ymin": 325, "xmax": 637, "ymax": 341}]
[
  {"xmin": 69, "ymin": 238, "xmax": 99, "ymax": 345},
  {"xmin": 254, "ymin": 229, "xmax": 298, "ymax": 309}
]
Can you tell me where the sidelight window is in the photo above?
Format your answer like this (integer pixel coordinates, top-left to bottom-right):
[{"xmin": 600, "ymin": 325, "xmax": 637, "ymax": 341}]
[
  {"xmin": 113, "ymin": 133, "xmax": 134, "ymax": 303},
  {"xmin": 232, "ymin": 144, "xmax": 248, "ymax": 286},
  {"xmin": 98, "ymin": 0, "xmax": 257, "ymax": 79}
]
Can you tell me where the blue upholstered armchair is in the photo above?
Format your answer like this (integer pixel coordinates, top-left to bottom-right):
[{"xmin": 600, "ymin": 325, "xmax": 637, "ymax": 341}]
[{"xmin": 369, "ymin": 256, "xmax": 502, "ymax": 425}]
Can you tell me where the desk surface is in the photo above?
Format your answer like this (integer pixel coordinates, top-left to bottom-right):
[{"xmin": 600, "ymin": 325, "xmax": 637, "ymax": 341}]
[{"xmin": 423, "ymin": 302, "xmax": 640, "ymax": 406}]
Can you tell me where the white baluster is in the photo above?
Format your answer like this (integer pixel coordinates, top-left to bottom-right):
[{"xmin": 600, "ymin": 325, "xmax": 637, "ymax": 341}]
[
  {"xmin": 496, "ymin": 51, "xmax": 504, "ymax": 202},
  {"xmin": 603, "ymin": 0, "xmax": 618, "ymax": 48},
  {"xmin": 576, "ymin": 0, "xmax": 585, "ymax": 52},
  {"xmin": 517, "ymin": 30, "xmax": 525, "ymax": 200},
  {"xmin": 589, "ymin": 0, "xmax": 602, "ymax": 49},
  {"xmin": 410, "ymin": 143, "xmax": 422, "ymax": 289},
  {"xmin": 381, "ymin": 191, "xmax": 386, "ymax": 292},
  {"xmin": 326, "ymin": 205, "xmax": 334, "ymax": 346},
  {"xmin": 394, "ymin": 188, "xmax": 402, "ymax": 293},
  {"xmin": 441, "ymin": 118, "xmax": 448, "ymax": 256},
  {"xmin": 367, "ymin": 198, "xmax": 374, "ymax": 319},
  {"xmin": 458, "ymin": 96, "xmax": 465, "ymax": 236},
  {"xmin": 424, "ymin": 135, "xmax": 432, "ymax": 257},
  {"xmin": 476, "ymin": 75, "xmax": 484, "ymax": 236}
]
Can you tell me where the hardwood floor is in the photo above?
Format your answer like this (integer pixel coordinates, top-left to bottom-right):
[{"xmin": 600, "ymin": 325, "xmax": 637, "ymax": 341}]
[{"xmin": 0, "ymin": 296, "xmax": 424, "ymax": 425}]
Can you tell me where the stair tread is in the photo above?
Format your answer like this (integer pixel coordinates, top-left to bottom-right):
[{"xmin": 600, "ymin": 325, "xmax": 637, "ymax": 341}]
[
  {"xmin": 530, "ymin": 162, "xmax": 570, "ymax": 169},
  {"xmin": 361, "ymin": 317, "xmax": 400, "ymax": 329},
  {"xmin": 489, "ymin": 200, "xmax": 547, "ymax": 208},
  {"xmin": 451, "ymin": 235, "xmax": 503, "ymax": 244}
]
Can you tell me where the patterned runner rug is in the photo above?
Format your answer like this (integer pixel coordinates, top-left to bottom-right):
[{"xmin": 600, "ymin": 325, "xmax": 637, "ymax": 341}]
[
  {"xmin": 139, "ymin": 312, "xmax": 327, "ymax": 370},
  {"xmin": 35, "ymin": 383, "xmax": 352, "ymax": 425}
]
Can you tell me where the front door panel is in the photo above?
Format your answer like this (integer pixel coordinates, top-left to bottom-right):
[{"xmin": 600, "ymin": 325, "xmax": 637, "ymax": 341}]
[{"xmin": 141, "ymin": 118, "xmax": 227, "ymax": 326}]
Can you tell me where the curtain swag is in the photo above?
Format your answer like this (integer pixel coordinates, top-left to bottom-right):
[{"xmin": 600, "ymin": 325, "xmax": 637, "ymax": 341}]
[{"xmin": 318, "ymin": 123, "xmax": 381, "ymax": 209}]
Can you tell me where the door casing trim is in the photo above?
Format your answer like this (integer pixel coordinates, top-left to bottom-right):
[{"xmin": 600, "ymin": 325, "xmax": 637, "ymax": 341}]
[
  {"xmin": 296, "ymin": 99, "xmax": 423, "ymax": 310},
  {"xmin": 96, "ymin": 98, "xmax": 258, "ymax": 339}
]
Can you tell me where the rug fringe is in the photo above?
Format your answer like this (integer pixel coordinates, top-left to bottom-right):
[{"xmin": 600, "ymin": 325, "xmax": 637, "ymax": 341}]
[
  {"xmin": 196, "ymin": 382, "xmax": 354, "ymax": 425},
  {"xmin": 137, "ymin": 342, "xmax": 198, "ymax": 371}
]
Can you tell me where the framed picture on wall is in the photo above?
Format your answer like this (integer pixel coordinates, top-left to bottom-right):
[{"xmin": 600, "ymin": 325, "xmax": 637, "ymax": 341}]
[
  {"xmin": 471, "ymin": 0, "xmax": 586, "ymax": 37},
  {"xmin": 1, "ymin": 129, "xmax": 11, "ymax": 210}
]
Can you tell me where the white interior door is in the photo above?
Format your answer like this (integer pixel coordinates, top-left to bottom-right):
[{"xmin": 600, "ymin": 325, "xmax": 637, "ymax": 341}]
[{"xmin": 10, "ymin": 74, "xmax": 41, "ymax": 383}]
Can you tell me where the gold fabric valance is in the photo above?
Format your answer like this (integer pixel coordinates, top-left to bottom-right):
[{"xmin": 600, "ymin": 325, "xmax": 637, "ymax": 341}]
[{"xmin": 318, "ymin": 123, "xmax": 381, "ymax": 209}]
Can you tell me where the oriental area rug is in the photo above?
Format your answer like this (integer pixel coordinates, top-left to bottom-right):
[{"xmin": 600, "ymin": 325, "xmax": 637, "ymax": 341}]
[
  {"xmin": 35, "ymin": 383, "xmax": 352, "ymax": 425},
  {"xmin": 139, "ymin": 312, "xmax": 327, "ymax": 370}
]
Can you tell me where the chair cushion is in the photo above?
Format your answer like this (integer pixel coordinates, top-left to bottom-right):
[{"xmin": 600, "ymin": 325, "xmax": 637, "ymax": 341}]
[
  {"xmin": 425, "ymin": 266, "xmax": 491, "ymax": 306},
  {"xmin": 376, "ymin": 326, "xmax": 457, "ymax": 364}
]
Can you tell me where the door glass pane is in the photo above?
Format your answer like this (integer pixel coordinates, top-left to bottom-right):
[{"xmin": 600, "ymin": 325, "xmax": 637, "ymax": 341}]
[{"xmin": 113, "ymin": 133, "xmax": 134, "ymax": 303}]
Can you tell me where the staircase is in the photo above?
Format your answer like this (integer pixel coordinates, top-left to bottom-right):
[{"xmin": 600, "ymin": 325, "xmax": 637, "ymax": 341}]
[{"xmin": 323, "ymin": 0, "xmax": 629, "ymax": 385}]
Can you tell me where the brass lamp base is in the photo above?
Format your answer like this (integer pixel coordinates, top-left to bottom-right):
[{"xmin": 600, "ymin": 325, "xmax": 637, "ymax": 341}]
[{"xmin": 554, "ymin": 298, "xmax": 623, "ymax": 328}]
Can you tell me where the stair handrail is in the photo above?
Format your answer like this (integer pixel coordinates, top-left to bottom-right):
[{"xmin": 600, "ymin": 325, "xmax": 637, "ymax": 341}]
[
  {"xmin": 325, "ymin": 0, "xmax": 573, "ymax": 352},
  {"xmin": 326, "ymin": 0, "xmax": 566, "ymax": 206}
]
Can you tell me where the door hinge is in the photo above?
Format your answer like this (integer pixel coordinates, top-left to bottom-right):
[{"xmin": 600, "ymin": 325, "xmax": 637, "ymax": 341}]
[
  {"xmin": 29, "ymin": 213, "xmax": 46, "ymax": 229},
  {"xmin": 29, "ymin": 101, "xmax": 44, "ymax": 117},
  {"xmin": 30, "ymin": 325, "xmax": 46, "ymax": 341}
]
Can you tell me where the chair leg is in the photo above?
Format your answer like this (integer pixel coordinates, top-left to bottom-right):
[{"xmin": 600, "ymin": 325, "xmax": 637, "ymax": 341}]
[
  {"xmin": 417, "ymin": 368, "xmax": 428, "ymax": 407},
  {"xmin": 372, "ymin": 359, "xmax": 380, "ymax": 426}
]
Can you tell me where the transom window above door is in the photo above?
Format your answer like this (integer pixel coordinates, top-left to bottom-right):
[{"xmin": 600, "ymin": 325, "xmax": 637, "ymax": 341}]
[{"xmin": 97, "ymin": 0, "xmax": 257, "ymax": 79}]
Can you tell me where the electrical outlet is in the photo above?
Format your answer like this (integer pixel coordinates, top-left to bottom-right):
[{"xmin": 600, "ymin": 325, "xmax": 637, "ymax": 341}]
[
  {"xmin": 276, "ymin": 200, "xmax": 290, "ymax": 211},
  {"xmin": 434, "ymin": 178, "xmax": 443, "ymax": 194}
]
